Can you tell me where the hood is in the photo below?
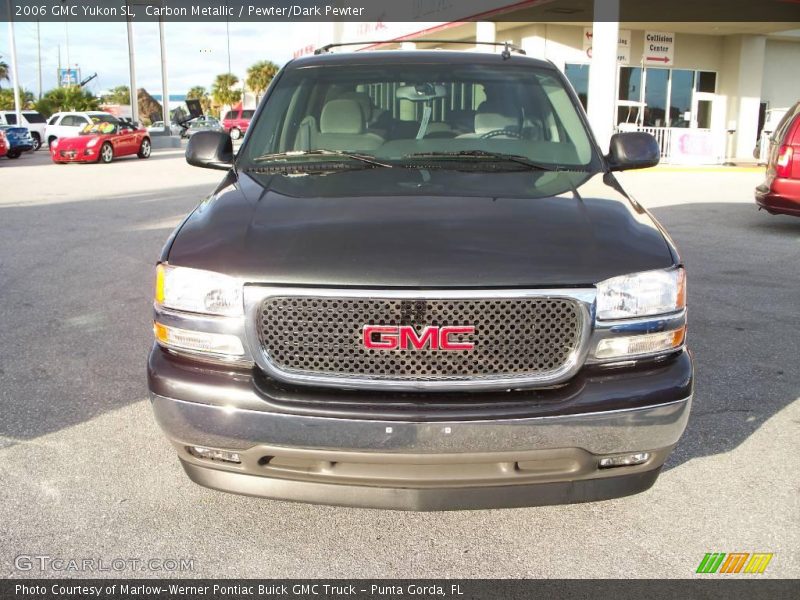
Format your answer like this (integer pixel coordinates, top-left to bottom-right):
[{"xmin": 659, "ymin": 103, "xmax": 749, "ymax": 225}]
[
  {"xmin": 54, "ymin": 135, "xmax": 99, "ymax": 150},
  {"xmin": 166, "ymin": 168, "xmax": 677, "ymax": 288}
]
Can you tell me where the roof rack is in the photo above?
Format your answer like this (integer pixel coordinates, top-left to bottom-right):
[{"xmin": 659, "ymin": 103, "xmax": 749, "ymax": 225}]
[{"xmin": 314, "ymin": 40, "xmax": 526, "ymax": 59}]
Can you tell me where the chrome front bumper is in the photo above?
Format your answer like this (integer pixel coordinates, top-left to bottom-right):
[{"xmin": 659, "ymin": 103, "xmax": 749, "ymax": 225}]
[
  {"xmin": 152, "ymin": 392, "xmax": 690, "ymax": 455},
  {"xmin": 150, "ymin": 389, "xmax": 690, "ymax": 510}
]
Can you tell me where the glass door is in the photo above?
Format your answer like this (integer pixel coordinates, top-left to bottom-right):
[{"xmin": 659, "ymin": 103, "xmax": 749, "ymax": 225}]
[{"xmin": 693, "ymin": 93, "xmax": 714, "ymax": 129}]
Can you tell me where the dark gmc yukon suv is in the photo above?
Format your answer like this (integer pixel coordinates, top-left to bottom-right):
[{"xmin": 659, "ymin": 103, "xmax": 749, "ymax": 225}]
[{"xmin": 148, "ymin": 49, "xmax": 693, "ymax": 510}]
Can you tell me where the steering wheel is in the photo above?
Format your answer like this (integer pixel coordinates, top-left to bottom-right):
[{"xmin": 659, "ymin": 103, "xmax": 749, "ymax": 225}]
[{"xmin": 480, "ymin": 128, "xmax": 523, "ymax": 139}]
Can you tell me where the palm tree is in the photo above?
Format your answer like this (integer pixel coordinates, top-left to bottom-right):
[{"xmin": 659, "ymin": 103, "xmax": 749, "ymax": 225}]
[
  {"xmin": 246, "ymin": 60, "xmax": 279, "ymax": 103},
  {"xmin": 210, "ymin": 73, "xmax": 241, "ymax": 116},
  {"xmin": 0, "ymin": 58, "xmax": 9, "ymax": 89},
  {"xmin": 38, "ymin": 86, "xmax": 100, "ymax": 113},
  {"xmin": 101, "ymin": 85, "xmax": 131, "ymax": 105}
]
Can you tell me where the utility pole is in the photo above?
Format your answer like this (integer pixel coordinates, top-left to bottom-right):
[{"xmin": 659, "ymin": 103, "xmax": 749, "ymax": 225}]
[
  {"xmin": 57, "ymin": 45, "xmax": 61, "ymax": 86},
  {"xmin": 126, "ymin": 14, "xmax": 138, "ymax": 124},
  {"xmin": 6, "ymin": 0, "xmax": 23, "ymax": 124},
  {"xmin": 37, "ymin": 20, "xmax": 42, "ymax": 99},
  {"xmin": 65, "ymin": 21, "xmax": 70, "ymax": 80},
  {"xmin": 226, "ymin": 19, "xmax": 231, "ymax": 74},
  {"xmin": 159, "ymin": 17, "xmax": 170, "ymax": 133}
]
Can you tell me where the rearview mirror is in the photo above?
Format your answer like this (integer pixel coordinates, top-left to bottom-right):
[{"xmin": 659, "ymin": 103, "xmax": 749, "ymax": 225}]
[
  {"xmin": 186, "ymin": 130, "xmax": 233, "ymax": 170},
  {"xmin": 607, "ymin": 132, "xmax": 660, "ymax": 171},
  {"xmin": 395, "ymin": 83, "xmax": 448, "ymax": 102}
]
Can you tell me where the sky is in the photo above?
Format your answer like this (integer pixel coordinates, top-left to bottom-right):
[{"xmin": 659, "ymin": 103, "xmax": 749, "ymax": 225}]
[{"xmin": 0, "ymin": 21, "xmax": 323, "ymax": 97}]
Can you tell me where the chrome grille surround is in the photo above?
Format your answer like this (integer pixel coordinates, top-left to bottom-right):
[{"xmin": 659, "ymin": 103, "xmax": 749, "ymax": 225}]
[{"xmin": 243, "ymin": 287, "xmax": 595, "ymax": 391}]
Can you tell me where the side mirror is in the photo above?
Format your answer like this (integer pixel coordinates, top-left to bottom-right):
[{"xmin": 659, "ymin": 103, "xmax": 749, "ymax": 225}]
[
  {"xmin": 607, "ymin": 132, "xmax": 660, "ymax": 171},
  {"xmin": 186, "ymin": 130, "xmax": 233, "ymax": 170}
]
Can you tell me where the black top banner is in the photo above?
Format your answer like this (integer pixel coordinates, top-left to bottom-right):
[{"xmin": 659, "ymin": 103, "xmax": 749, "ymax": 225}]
[{"xmin": 2, "ymin": 0, "xmax": 800, "ymax": 22}]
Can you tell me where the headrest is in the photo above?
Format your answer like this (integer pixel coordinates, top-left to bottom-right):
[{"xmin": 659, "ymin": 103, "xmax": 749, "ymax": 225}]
[
  {"xmin": 337, "ymin": 92, "xmax": 373, "ymax": 121},
  {"xmin": 320, "ymin": 99, "xmax": 364, "ymax": 134},
  {"xmin": 474, "ymin": 112, "xmax": 517, "ymax": 135}
]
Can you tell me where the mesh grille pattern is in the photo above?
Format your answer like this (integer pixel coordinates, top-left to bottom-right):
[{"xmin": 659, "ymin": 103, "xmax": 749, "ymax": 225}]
[{"xmin": 258, "ymin": 296, "xmax": 583, "ymax": 382}]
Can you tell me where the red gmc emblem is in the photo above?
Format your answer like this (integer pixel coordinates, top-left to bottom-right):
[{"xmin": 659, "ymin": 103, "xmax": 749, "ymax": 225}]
[{"xmin": 363, "ymin": 325, "xmax": 475, "ymax": 351}]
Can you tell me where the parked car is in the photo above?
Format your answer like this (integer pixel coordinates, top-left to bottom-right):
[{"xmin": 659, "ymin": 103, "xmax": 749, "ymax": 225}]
[
  {"xmin": 45, "ymin": 111, "xmax": 117, "ymax": 147},
  {"xmin": 183, "ymin": 116, "xmax": 223, "ymax": 139},
  {"xmin": 0, "ymin": 126, "xmax": 34, "ymax": 158},
  {"xmin": 755, "ymin": 101, "xmax": 800, "ymax": 216},
  {"xmin": 221, "ymin": 107, "xmax": 255, "ymax": 140},
  {"xmin": 49, "ymin": 117, "xmax": 151, "ymax": 164},
  {"xmin": 0, "ymin": 130, "xmax": 8, "ymax": 158},
  {"xmin": 0, "ymin": 110, "xmax": 47, "ymax": 150},
  {"xmin": 148, "ymin": 121, "xmax": 181, "ymax": 136},
  {"xmin": 149, "ymin": 48, "xmax": 691, "ymax": 510}
]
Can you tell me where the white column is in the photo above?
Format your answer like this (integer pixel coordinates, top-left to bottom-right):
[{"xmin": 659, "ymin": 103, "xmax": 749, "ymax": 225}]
[
  {"xmin": 476, "ymin": 21, "xmax": 497, "ymax": 47},
  {"xmin": 734, "ymin": 36, "xmax": 766, "ymax": 159},
  {"xmin": 586, "ymin": 0, "xmax": 619, "ymax": 153},
  {"xmin": 520, "ymin": 25, "xmax": 546, "ymax": 60}
]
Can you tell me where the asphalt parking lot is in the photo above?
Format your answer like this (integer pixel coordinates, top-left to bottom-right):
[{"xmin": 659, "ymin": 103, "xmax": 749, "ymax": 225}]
[{"xmin": 0, "ymin": 149, "xmax": 797, "ymax": 579}]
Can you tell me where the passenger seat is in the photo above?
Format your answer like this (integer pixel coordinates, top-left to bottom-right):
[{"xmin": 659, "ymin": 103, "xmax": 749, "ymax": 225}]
[{"xmin": 313, "ymin": 99, "xmax": 384, "ymax": 152}]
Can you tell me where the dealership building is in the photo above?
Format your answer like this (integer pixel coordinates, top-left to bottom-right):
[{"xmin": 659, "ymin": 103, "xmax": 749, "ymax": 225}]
[{"xmin": 296, "ymin": 5, "xmax": 800, "ymax": 164}]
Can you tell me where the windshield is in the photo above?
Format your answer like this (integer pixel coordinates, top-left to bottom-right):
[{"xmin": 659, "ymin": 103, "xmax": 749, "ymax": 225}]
[
  {"xmin": 239, "ymin": 61, "xmax": 598, "ymax": 170},
  {"xmin": 81, "ymin": 120, "xmax": 118, "ymax": 135}
]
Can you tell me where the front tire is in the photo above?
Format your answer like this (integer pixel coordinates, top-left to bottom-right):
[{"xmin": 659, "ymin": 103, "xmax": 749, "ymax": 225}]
[
  {"xmin": 137, "ymin": 138, "xmax": 151, "ymax": 159},
  {"xmin": 6, "ymin": 151, "xmax": 20, "ymax": 159},
  {"xmin": 31, "ymin": 133, "xmax": 42, "ymax": 151},
  {"xmin": 229, "ymin": 127, "xmax": 241, "ymax": 140},
  {"xmin": 99, "ymin": 142, "xmax": 114, "ymax": 164}
]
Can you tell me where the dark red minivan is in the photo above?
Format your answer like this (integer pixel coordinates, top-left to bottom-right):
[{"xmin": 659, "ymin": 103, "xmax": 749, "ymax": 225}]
[
  {"xmin": 221, "ymin": 106, "xmax": 255, "ymax": 141},
  {"xmin": 755, "ymin": 101, "xmax": 800, "ymax": 217}
]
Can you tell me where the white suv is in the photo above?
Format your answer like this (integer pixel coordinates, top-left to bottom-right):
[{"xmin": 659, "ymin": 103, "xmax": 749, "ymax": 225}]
[
  {"xmin": 0, "ymin": 111, "xmax": 47, "ymax": 150},
  {"xmin": 45, "ymin": 111, "xmax": 116, "ymax": 147}
]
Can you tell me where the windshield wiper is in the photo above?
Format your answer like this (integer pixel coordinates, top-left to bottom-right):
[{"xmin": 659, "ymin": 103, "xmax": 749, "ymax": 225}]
[
  {"xmin": 406, "ymin": 150, "xmax": 586, "ymax": 201},
  {"xmin": 403, "ymin": 150, "xmax": 583, "ymax": 172},
  {"xmin": 252, "ymin": 149, "xmax": 392, "ymax": 168}
]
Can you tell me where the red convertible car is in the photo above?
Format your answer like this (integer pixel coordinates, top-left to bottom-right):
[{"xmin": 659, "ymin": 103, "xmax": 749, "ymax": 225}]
[{"xmin": 50, "ymin": 118, "xmax": 151, "ymax": 164}]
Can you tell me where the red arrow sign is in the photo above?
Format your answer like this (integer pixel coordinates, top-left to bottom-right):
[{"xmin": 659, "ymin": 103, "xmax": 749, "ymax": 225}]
[{"xmin": 647, "ymin": 56, "xmax": 670, "ymax": 63}]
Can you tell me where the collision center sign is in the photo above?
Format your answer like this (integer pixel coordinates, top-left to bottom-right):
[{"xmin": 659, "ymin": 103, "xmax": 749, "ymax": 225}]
[{"xmin": 644, "ymin": 31, "xmax": 675, "ymax": 66}]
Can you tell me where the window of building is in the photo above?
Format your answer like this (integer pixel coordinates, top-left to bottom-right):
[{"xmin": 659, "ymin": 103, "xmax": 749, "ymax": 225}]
[
  {"xmin": 669, "ymin": 69, "xmax": 694, "ymax": 127},
  {"xmin": 617, "ymin": 67, "xmax": 643, "ymax": 126},
  {"xmin": 697, "ymin": 71, "xmax": 717, "ymax": 93},
  {"xmin": 616, "ymin": 67, "xmax": 717, "ymax": 129},
  {"xmin": 643, "ymin": 68, "xmax": 668, "ymax": 127}
]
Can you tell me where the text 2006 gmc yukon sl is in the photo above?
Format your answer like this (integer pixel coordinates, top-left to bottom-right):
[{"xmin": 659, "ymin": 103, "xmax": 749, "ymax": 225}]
[{"xmin": 147, "ymin": 48, "xmax": 692, "ymax": 510}]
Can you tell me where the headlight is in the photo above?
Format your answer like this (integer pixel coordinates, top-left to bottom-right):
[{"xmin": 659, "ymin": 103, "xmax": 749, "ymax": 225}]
[
  {"xmin": 86, "ymin": 137, "xmax": 99, "ymax": 148},
  {"xmin": 155, "ymin": 264, "xmax": 243, "ymax": 316},
  {"xmin": 51, "ymin": 138, "xmax": 59, "ymax": 148},
  {"xmin": 596, "ymin": 267, "xmax": 685, "ymax": 320}
]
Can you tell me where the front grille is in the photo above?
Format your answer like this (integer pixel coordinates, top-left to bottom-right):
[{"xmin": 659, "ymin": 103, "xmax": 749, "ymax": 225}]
[{"xmin": 257, "ymin": 295, "xmax": 585, "ymax": 385}]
